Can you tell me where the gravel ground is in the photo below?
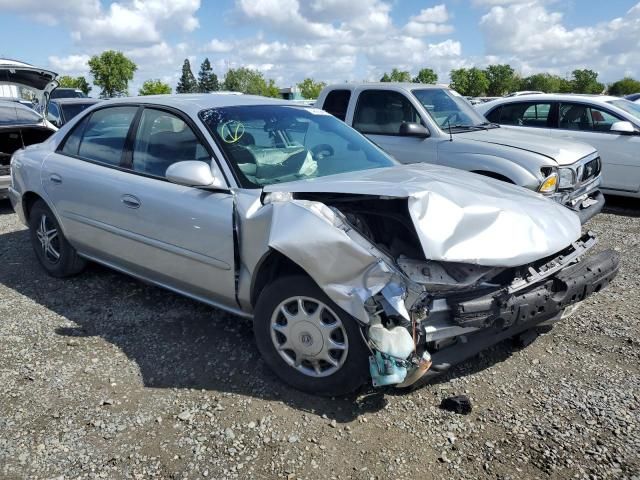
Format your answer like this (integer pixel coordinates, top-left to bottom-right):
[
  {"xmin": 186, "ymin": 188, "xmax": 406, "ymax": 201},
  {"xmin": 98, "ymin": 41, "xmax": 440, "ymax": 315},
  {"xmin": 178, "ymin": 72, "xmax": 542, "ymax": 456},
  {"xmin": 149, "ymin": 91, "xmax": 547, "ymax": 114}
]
[{"xmin": 1, "ymin": 197, "xmax": 639, "ymax": 480}]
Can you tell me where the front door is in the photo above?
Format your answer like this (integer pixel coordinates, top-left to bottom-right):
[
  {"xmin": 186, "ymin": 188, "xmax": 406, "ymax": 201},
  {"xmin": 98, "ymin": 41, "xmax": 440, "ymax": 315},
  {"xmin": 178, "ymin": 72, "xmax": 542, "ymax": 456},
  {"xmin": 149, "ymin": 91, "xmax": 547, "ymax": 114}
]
[{"xmin": 351, "ymin": 89, "xmax": 437, "ymax": 164}]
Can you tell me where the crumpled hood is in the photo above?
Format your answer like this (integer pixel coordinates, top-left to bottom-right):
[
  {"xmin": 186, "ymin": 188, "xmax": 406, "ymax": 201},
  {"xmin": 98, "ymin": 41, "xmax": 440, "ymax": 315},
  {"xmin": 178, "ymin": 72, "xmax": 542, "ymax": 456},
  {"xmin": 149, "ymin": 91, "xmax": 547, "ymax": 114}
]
[
  {"xmin": 264, "ymin": 163, "xmax": 582, "ymax": 267},
  {"xmin": 457, "ymin": 127, "xmax": 596, "ymax": 166}
]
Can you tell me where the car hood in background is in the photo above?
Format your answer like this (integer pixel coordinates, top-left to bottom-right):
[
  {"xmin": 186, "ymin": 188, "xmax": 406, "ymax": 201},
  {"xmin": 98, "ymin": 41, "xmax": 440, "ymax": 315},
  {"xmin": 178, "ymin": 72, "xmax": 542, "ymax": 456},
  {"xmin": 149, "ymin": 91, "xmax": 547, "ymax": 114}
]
[
  {"xmin": 457, "ymin": 127, "xmax": 596, "ymax": 166},
  {"xmin": 264, "ymin": 163, "xmax": 582, "ymax": 267}
]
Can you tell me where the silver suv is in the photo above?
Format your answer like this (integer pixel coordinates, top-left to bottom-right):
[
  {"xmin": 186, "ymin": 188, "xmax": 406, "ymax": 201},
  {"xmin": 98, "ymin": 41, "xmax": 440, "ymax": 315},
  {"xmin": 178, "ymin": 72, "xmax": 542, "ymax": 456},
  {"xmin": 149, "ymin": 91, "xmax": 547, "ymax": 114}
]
[{"xmin": 316, "ymin": 83, "xmax": 604, "ymax": 223}]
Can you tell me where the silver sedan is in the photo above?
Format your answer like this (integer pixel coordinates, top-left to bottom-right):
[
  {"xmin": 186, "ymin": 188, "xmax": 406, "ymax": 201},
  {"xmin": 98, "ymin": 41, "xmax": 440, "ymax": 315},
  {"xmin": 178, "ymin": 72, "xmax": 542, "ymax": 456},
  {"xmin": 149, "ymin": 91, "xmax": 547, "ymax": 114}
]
[{"xmin": 9, "ymin": 94, "xmax": 619, "ymax": 395}]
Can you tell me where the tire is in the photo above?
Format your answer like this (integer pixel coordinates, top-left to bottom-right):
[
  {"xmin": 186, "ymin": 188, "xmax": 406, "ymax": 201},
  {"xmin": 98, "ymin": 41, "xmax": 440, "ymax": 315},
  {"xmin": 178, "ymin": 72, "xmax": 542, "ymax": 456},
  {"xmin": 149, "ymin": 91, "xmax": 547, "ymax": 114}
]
[
  {"xmin": 28, "ymin": 200, "xmax": 86, "ymax": 278},
  {"xmin": 254, "ymin": 275, "xmax": 370, "ymax": 396}
]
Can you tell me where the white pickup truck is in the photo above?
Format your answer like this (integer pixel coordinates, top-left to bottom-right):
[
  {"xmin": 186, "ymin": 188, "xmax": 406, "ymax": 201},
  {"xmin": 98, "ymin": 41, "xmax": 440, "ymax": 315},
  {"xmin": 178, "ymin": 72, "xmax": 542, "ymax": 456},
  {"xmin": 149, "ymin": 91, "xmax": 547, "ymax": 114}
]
[{"xmin": 315, "ymin": 83, "xmax": 604, "ymax": 223}]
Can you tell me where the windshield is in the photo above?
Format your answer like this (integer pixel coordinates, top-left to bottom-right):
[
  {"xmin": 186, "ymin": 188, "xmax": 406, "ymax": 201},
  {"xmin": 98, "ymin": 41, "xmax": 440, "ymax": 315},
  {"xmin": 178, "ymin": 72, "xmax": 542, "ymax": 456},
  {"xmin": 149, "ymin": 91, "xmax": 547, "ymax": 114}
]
[
  {"xmin": 412, "ymin": 88, "xmax": 489, "ymax": 130},
  {"xmin": 60, "ymin": 102, "xmax": 97, "ymax": 121},
  {"xmin": 607, "ymin": 99, "xmax": 640, "ymax": 124},
  {"xmin": 199, "ymin": 105, "xmax": 396, "ymax": 188}
]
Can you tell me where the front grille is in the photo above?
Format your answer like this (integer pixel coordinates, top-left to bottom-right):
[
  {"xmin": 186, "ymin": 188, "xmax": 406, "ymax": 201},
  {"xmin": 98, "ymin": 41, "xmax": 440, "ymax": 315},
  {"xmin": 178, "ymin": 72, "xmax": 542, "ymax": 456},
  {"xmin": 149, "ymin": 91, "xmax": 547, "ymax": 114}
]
[{"xmin": 581, "ymin": 157, "xmax": 601, "ymax": 182}]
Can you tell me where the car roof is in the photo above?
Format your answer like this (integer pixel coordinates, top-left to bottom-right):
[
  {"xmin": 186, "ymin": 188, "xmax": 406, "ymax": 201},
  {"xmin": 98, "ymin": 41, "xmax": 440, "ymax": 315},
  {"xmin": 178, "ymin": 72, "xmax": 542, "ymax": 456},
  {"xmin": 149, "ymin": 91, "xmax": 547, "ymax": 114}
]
[
  {"xmin": 325, "ymin": 82, "xmax": 446, "ymax": 91},
  {"xmin": 51, "ymin": 98, "xmax": 102, "ymax": 105},
  {"xmin": 487, "ymin": 93, "xmax": 620, "ymax": 103},
  {"xmin": 103, "ymin": 93, "xmax": 301, "ymax": 116}
]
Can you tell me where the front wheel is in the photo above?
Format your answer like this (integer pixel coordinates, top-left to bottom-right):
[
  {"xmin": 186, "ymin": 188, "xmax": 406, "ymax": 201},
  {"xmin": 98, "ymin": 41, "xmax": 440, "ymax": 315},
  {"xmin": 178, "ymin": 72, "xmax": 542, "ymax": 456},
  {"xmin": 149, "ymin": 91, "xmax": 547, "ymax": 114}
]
[
  {"xmin": 28, "ymin": 200, "xmax": 86, "ymax": 278},
  {"xmin": 254, "ymin": 275, "xmax": 370, "ymax": 396}
]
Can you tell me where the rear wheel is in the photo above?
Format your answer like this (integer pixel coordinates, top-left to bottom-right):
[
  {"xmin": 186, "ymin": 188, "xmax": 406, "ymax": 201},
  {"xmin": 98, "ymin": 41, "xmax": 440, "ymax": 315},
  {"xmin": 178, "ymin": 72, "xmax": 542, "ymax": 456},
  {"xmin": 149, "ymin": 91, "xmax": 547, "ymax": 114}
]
[
  {"xmin": 28, "ymin": 200, "xmax": 86, "ymax": 277},
  {"xmin": 254, "ymin": 275, "xmax": 370, "ymax": 396}
]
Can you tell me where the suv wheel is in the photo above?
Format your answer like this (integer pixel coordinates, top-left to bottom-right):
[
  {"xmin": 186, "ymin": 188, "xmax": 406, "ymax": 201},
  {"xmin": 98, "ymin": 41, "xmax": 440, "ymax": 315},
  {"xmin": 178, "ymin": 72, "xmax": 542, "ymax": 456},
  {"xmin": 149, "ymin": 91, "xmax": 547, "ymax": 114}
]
[
  {"xmin": 254, "ymin": 275, "xmax": 370, "ymax": 396},
  {"xmin": 28, "ymin": 200, "xmax": 86, "ymax": 277}
]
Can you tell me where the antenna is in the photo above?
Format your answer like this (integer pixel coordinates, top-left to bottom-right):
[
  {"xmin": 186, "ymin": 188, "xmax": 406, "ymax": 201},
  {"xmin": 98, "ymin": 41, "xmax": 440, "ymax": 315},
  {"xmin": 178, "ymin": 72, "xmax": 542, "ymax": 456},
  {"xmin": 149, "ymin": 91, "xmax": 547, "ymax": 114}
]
[{"xmin": 446, "ymin": 118, "xmax": 453, "ymax": 142}]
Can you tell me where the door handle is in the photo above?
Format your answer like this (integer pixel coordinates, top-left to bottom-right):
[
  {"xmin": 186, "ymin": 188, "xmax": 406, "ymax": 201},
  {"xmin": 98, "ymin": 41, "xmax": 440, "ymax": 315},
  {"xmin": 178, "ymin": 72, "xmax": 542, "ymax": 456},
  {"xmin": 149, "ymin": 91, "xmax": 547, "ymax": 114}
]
[
  {"xmin": 49, "ymin": 174, "xmax": 62, "ymax": 184},
  {"xmin": 121, "ymin": 194, "xmax": 141, "ymax": 209}
]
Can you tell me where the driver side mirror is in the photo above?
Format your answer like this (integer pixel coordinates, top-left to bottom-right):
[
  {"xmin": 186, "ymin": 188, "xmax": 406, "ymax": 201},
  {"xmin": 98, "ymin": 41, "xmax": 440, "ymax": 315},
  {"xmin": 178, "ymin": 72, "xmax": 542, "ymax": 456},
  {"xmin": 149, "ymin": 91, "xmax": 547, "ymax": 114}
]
[
  {"xmin": 166, "ymin": 161, "xmax": 226, "ymax": 189},
  {"xmin": 610, "ymin": 121, "xmax": 636, "ymax": 134},
  {"xmin": 399, "ymin": 122, "xmax": 430, "ymax": 138}
]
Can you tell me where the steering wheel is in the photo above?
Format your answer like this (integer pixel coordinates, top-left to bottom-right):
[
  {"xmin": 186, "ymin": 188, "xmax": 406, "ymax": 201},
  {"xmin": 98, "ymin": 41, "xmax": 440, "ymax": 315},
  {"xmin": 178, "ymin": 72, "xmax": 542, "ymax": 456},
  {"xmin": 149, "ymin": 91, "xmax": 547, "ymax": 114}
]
[{"xmin": 311, "ymin": 144, "xmax": 335, "ymax": 161}]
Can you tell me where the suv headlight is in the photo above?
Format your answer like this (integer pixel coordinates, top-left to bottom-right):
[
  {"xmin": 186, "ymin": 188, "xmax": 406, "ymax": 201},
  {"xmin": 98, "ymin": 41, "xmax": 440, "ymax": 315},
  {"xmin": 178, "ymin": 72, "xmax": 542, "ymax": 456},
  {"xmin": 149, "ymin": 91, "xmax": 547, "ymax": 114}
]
[
  {"xmin": 558, "ymin": 168, "xmax": 576, "ymax": 189},
  {"xmin": 538, "ymin": 172, "xmax": 558, "ymax": 194}
]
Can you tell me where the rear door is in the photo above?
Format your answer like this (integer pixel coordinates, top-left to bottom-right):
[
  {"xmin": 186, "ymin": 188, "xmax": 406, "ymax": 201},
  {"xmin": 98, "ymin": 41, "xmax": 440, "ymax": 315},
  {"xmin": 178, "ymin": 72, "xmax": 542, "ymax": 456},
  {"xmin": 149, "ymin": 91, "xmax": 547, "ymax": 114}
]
[
  {"xmin": 351, "ymin": 89, "xmax": 436, "ymax": 164},
  {"xmin": 548, "ymin": 102, "xmax": 640, "ymax": 192},
  {"xmin": 489, "ymin": 101, "xmax": 555, "ymax": 137},
  {"xmin": 42, "ymin": 105, "xmax": 140, "ymax": 260}
]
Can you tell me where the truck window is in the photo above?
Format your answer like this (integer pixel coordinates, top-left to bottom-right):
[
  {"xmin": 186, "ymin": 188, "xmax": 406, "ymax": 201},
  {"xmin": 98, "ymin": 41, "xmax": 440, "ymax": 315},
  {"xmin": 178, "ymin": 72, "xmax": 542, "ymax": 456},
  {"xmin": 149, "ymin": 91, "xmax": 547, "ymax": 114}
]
[
  {"xmin": 322, "ymin": 90, "xmax": 351, "ymax": 121},
  {"xmin": 353, "ymin": 90, "xmax": 421, "ymax": 135}
]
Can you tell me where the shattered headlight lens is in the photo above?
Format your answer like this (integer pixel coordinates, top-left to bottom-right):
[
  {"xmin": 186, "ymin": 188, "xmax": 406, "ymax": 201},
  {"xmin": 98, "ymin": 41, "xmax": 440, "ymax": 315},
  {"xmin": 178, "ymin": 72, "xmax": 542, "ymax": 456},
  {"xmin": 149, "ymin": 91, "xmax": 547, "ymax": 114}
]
[
  {"xmin": 538, "ymin": 172, "xmax": 558, "ymax": 194},
  {"xmin": 558, "ymin": 168, "xmax": 576, "ymax": 189}
]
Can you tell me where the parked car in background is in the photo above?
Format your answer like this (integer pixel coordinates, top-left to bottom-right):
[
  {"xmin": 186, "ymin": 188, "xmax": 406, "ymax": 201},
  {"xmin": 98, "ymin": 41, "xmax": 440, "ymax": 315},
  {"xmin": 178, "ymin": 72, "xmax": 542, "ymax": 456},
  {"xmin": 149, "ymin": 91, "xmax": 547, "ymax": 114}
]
[
  {"xmin": 316, "ymin": 83, "xmax": 604, "ymax": 223},
  {"xmin": 47, "ymin": 98, "xmax": 102, "ymax": 127},
  {"xmin": 625, "ymin": 93, "xmax": 640, "ymax": 103},
  {"xmin": 477, "ymin": 94, "xmax": 640, "ymax": 198},
  {"xmin": 50, "ymin": 88, "xmax": 87, "ymax": 99},
  {"xmin": 8, "ymin": 94, "xmax": 619, "ymax": 395},
  {"xmin": 0, "ymin": 59, "xmax": 58, "ymax": 200},
  {"xmin": 505, "ymin": 91, "xmax": 544, "ymax": 97}
]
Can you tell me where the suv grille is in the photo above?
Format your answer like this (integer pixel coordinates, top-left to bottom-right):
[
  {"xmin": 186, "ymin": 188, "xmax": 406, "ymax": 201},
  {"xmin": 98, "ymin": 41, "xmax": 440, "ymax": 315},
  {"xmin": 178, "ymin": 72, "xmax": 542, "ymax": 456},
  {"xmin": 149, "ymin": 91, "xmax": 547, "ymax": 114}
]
[{"xmin": 581, "ymin": 157, "xmax": 601, "ymax": 182}]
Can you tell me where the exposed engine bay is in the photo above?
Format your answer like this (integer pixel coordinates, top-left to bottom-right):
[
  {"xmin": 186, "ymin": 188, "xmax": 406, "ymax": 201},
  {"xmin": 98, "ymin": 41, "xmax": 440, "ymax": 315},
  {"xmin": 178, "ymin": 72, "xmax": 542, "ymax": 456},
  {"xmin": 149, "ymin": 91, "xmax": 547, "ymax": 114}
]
[{"xmin": 266, "ymin": 191, "xmax": 620, "ymax": 389}]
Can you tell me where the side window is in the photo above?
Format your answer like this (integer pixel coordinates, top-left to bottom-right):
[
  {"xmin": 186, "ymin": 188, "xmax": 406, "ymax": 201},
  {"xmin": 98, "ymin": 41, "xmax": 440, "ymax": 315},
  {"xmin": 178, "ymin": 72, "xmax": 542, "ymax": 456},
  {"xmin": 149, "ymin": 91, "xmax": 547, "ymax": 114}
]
[
  {"xmin": 322, "ymin": 90, "xmax": 351, "ymax": 121},
  {"xmin": 353, "ymin": 90, "xmax": 422, "ymax": 135},
  {"xmin": 132, "ymin": 108, "xmax": 209, "ymax": 177},
  {"xmin": 60, "ymin": 113, "xmax": 90, "ymax": 156},
  {"xmin": 499, "ymin": 102, "xmax": 551, "ymax": 127},
  {"xmin": 77, "ymin": 106, "xmax": 138, "ymax": 166},
  {"xmin": 485, "ymin": 106, "xmax": 502, "ymax": 123},
  {"xmin": 559, "ymin": 103, "xmax": 622, "ymax": 132},
  {"xmin": 46, "ymin": 102, "xmax": 60, "ymax": 125}
]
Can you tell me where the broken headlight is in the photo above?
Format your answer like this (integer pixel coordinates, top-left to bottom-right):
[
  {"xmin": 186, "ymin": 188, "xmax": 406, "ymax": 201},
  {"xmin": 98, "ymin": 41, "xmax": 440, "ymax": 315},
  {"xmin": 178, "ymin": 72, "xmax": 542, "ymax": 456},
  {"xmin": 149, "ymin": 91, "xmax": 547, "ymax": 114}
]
[{"xmin": 558, "ymin": 168, "xmax": 576, "ymax": 189}]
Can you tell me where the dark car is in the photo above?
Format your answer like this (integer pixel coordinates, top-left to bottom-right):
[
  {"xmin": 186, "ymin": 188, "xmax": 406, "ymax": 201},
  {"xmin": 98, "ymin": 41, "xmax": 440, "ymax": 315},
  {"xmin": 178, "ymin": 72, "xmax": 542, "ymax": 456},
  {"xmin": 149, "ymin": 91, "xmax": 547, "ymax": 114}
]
[
  {"xmin": 50, "ymin": 88, "xmax": 87, "ymax": 99},
  {"xmin": 624, "ymin": 93, "xmax": 640, "ymax": 102},
  {"xmin": 47, "ymin": 98, "xmax": 102, "ymax": 127}
]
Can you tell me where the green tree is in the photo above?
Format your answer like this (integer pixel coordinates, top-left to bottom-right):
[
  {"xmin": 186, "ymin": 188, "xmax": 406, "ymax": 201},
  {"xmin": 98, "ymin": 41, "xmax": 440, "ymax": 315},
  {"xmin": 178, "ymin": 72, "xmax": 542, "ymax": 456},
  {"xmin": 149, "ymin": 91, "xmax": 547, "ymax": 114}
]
[
  {"xmin": 380, "ymin": 68, "xmax": 412, "ymax": 82},
  {"xmin": 520, "ymin": 73, "xmax": 565, "ymax": 93},
  {"xmin": 485, "ymin": 64, "xmax": 519, "ymax": 96},
  {"xmin": 138, "ymin": 79, "xmax": 171, "ymax": 96},
  {"xmin": 223, "ymin": 67, "xmax": 278, "ymax": 96},
  {"xmin": 57, "ymin": 75, "xmax": 92, "ymax": 95},
  {"xmin": 449, "ymin": 67, "xmax": 489, "ymax": 97},
  {"xmin": 570, "ymin": 69, "xmax": 604, "ymax": 94},
  {"xmin": 197, "ymin": 58, "xmax": 219, "ymax": 93},
  {"xmin": 608, "ymin": 77, "xmax": 640, "ymax": 96},
  {"xmin": 297, "ymin": 78, "xmax": 326, "ymax": 99},
  {"xmin": 88, "ymin": 50, "xmax": 137, "ymax": 98},
  {"xmin": 176, "ymin": 59, "xmax": 198, "ymax": 93},
  {"xmin": 413, "ymin": 68, "xmax": 438, "ymax": 84}
]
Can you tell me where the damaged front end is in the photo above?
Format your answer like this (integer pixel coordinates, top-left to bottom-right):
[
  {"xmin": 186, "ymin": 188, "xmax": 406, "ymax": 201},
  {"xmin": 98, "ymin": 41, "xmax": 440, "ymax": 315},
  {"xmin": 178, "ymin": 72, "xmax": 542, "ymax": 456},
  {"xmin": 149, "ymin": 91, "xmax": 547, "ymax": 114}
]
[{"xmin": 241, "ymin": 168, "xmax": 619, "ymax": 390}]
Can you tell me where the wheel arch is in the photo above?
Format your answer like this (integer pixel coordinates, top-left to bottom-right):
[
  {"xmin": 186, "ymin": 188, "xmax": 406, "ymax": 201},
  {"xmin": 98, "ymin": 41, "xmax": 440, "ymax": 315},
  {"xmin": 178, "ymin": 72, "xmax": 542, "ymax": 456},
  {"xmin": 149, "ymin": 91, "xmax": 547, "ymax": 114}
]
[
  {"xmin": 471, "ymin": 170, "xmax": 516, "ymax": 184},
  {"xmin": 250, "ymin": 249, "xmax": 308, "ymax": 308}
]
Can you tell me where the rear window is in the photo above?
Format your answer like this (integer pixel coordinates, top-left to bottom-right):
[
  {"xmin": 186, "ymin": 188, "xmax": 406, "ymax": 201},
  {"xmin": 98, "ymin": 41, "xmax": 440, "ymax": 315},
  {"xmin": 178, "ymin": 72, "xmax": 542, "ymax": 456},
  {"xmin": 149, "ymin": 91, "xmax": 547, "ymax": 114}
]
[{"xmin": 322, "ymin": 90, "xmax": 351, "ymax": 121}]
